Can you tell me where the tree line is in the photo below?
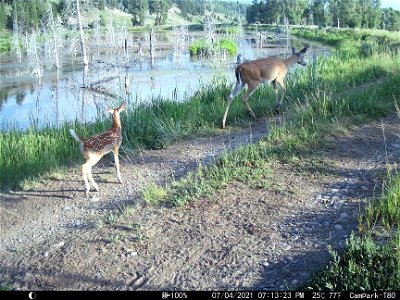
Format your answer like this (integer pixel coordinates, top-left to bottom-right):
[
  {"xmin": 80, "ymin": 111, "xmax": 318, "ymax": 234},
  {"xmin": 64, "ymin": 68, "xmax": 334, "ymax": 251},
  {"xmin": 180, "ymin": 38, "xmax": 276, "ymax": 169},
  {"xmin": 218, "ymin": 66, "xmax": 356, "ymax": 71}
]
[
  {"xmin": 246, "ymin": 0, "xmax": 400, "ymax": 31},
  {"xmin": 0, "ymin": 0, "xmax": 244, "ymax": 32}
]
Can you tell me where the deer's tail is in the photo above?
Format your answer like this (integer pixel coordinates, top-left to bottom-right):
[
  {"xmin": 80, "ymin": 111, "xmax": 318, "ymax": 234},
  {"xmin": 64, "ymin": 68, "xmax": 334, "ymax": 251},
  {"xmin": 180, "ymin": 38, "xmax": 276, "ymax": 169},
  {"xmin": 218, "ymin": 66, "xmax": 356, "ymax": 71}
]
[
  {"xmin": 235, "ymin": 66, "xmax": 242, "ymax": 85},
  {"xmin": 69, "ymin": 129, "xmax": 83, "ymax": 144}
]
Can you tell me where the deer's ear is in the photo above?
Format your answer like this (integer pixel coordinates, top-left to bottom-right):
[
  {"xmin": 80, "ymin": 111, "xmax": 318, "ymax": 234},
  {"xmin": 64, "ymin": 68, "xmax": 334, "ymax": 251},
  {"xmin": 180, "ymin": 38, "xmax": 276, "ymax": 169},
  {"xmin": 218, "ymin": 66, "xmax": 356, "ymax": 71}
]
[
  {"xmin": 107, "ymin": 108, "xmax": 114, "ymax": 114},
  {"xmin": 291, "ymin": 47, "xmax": 296, "ymax": 55},
  {"xmin": 118, "ymin": 102, "xmax": 126, "ymax": 112},
  {"xmin": 299, "ymin": 46, "xmax": 308, "ymax": 54}
]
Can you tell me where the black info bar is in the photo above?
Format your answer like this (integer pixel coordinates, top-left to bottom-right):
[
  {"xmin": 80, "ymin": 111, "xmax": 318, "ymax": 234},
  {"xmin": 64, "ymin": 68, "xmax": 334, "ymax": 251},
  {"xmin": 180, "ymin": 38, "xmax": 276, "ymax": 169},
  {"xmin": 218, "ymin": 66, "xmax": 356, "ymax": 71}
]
[{"xmin": 0, "ymin": 290, "xmax": 398, "ymax": 300}]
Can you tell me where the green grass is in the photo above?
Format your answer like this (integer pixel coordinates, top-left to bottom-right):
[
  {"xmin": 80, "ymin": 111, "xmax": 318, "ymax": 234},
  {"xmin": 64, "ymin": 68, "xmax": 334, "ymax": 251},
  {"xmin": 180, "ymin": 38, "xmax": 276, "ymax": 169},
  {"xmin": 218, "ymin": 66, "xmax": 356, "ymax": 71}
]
[
  {"xmin": 188, "ymin": 37, "xmax": 211, "ymax": 55},
  {"xmin": 0, "ymin": 284, "xmax": 13, "ymax": 291},
  {"xmin": 305, "ymin": 234, "xmax": 400, "ymax": 290},
  {"xmin": 364, "ymin": 172, "xmax": 400, "ymax": 229},
  {"xmin": 305, "ymin": 169, "xmax": 400, "ymax": 290},
  {"xmin": 188, "ymin": 37, "xmax": 238, "ymax": 55},
  {"xmin": 142, "ymin": 182, "xmax": 168, "ymax": 205}
]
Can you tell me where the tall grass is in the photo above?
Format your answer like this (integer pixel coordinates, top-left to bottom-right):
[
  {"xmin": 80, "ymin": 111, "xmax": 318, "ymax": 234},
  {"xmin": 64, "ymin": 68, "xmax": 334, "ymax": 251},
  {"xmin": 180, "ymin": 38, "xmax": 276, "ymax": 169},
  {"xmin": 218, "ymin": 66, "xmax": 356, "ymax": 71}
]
[
  {"xmin": 305, "ymin": 233, "xmax": 400, "ymax": 290},
  {"xmin": 188, "ymin": 37, "xmax": 238, "ymax": 55},
  {"xmin": 365, "ymin": 173, "xmax": 400, "ymax": 227}
]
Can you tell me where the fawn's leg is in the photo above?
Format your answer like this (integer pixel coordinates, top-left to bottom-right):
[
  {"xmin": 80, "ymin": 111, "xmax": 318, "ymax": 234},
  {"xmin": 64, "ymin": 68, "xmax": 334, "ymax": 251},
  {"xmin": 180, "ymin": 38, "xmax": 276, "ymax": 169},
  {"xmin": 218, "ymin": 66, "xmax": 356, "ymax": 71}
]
[
  {"xmin": 82, "ymin": 153, "xmax": 102, "ymax": 194},
  {"xmin": 113, "ymin": 147, "xmax": 123, "ymax": 183},
  {"xmin": 81, "ymin": 164, "xmax": 91, "ymax": 194}
]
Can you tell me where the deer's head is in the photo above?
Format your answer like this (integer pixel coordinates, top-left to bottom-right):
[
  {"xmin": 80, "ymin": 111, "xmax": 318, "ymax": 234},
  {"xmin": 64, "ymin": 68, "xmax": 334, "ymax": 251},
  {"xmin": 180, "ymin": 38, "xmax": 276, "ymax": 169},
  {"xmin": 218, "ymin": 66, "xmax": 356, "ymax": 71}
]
[
  {"xmin": 108, "ymin": 102, "xmax": 126, "ymax": 128},
  {"xmin": 291, "ymin": 46, "xmax": 308, "ymax": 66}
]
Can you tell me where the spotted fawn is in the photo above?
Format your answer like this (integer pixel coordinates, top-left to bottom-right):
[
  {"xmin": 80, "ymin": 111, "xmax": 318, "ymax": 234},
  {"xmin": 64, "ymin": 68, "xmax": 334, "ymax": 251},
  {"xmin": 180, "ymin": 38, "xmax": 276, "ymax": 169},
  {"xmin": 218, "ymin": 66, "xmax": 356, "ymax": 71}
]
[{"xmin": 69, "ymin": 102, "xmax": 126, "ymax": 194}]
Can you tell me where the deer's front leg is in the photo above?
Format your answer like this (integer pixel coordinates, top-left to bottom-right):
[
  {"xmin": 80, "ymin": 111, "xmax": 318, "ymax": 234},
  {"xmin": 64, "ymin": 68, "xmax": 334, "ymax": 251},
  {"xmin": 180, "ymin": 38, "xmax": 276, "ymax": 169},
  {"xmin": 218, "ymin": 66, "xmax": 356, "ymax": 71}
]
[{"xmin": 113, "ymin": 147, "xmax": 123, "ymax": 184}]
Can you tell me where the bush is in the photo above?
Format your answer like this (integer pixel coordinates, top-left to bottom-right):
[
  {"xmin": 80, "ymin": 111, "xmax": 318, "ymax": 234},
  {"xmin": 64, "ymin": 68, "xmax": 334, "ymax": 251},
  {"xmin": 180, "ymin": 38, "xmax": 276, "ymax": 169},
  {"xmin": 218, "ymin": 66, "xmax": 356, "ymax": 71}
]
[
  {"xmin": 188, "ymin": 38, "xmax": 211, "ymax": 55},
  {"xmin": 216, "ymin": 37, "xmax": 237, "ymax": 55}
]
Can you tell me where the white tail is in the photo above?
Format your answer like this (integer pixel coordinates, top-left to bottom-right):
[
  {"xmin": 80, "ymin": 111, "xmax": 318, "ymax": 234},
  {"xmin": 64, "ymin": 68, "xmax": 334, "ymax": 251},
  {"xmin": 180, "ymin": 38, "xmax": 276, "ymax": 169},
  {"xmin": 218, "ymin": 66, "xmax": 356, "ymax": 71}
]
[
  {"xmin": 69, "ymin": 129, "xmax": 82, "ymax": 143},
  {"xmin": 70, "ymin": 102, "xmax": 126, "ymax": 194},
  {"xmin": 222, "ymin": 46, "xmax": 308, "ymax": 128}
]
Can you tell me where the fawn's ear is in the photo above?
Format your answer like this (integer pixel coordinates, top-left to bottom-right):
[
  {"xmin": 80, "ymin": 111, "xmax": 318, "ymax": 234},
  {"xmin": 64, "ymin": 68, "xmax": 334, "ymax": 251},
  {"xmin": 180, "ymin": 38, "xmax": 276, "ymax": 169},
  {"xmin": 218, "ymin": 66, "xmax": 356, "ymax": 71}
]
[{"xmin": 118, "ymin": 102, "xmax": 126, "ymax": 112}]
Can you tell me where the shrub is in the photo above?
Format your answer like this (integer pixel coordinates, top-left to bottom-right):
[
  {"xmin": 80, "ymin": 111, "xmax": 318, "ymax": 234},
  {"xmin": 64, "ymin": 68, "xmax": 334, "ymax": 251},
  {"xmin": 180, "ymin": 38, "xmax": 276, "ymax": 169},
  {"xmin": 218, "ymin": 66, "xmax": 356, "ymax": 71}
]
[
  {"xmin": 216, "ymin": 37, "xmax": 237, "ymax": 55},
  {"xmin": 188, "ymin": 38, "xmax": 211, "ymax": 55}
]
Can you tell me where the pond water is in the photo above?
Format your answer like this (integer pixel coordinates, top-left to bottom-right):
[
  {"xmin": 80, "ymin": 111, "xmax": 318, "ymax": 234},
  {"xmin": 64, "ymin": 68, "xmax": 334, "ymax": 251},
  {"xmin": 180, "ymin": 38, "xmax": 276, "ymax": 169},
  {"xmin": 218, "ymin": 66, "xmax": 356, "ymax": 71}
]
[{"xmin": 0, "ymin": 30, "xmax": 329, "ymax": 131}]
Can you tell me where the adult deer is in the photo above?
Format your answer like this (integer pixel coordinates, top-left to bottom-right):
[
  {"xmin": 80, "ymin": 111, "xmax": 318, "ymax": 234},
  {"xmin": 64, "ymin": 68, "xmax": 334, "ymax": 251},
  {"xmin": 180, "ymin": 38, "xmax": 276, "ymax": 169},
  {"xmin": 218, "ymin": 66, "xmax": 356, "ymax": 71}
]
[
  {"xmin": 69, "ymin": 102, "xmax": 126, "ymax": 194},
  {"xmin": 222, "ymin": 46, "xmax": 308, "ymax": 129}
]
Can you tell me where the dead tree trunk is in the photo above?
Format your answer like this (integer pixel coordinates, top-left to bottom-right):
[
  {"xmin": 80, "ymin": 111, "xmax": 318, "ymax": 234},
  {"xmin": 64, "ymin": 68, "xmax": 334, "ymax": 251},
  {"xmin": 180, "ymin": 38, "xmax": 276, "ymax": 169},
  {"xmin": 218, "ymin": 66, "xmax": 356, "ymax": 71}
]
[{"xmin": 76, "ymin": 0, "xmax": 88, "ymax": 66}]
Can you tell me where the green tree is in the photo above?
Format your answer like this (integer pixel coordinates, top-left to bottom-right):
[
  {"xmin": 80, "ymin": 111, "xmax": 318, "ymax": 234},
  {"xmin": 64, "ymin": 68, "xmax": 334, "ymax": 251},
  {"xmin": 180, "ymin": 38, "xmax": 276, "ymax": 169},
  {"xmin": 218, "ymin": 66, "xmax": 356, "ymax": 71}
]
[
  {"xmin": 246, "ymin": 0, "xmax": 262, "ymax": 23},
  {"xmin": 312, "ymin": 0, "xmax": 328, "ymax": 27},
  {"xmin": 328, "ymin": 0, "xmax": 339, "ymax": 27},
  {"xmin": 359, "ymin": 0, "xmax": 371, "ymax": 27},
  {"xmin": 369, "ymin": 0, "xmax": 382, "ymax": 28},
  {"xmin": 283, "ymin": 0, "xmax": 308, "ymax": 24},
  {"xmin": 29, "ymin": 0, "xmax": 39, "ymax": 31},
  {"xmin": 128, "ymin": 0, "xmax": 148, "ymax": 26},
  {"xmin": 0, "ymin": 3, "xmax": 7, "ymax": 29},
  {"xmin": 265, "ymin": 0, "xmax": 283, "ymax": 24},
  {"xmin": 149, "ymin": 0, "xmax": 170, "ymax": 25},
  {"xmin": 99, "ymin": 0, "xmax": 105, "ymax": 10},
  {"xmin": 384, "ymin": 8, "xmax": 400, "ymax": 31},
  {"xmin": 337, "ymin": 0, "xmax": 353, "ymax": 27}
]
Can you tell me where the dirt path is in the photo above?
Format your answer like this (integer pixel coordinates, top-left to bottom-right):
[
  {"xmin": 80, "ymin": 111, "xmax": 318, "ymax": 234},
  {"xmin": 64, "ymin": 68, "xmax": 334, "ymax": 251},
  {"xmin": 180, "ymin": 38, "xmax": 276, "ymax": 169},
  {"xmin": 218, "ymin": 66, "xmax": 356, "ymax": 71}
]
[{"xmin": 1, "ymin": 115, "xmax": 399, "ymax": 290}]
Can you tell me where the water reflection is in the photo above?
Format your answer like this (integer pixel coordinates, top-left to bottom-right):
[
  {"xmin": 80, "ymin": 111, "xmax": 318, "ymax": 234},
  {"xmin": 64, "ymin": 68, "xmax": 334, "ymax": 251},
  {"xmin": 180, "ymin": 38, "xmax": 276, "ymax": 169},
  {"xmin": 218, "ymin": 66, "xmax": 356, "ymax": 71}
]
[{"xmin": 0, "ymin": 31, "xmax": 329, "ymax": 131}]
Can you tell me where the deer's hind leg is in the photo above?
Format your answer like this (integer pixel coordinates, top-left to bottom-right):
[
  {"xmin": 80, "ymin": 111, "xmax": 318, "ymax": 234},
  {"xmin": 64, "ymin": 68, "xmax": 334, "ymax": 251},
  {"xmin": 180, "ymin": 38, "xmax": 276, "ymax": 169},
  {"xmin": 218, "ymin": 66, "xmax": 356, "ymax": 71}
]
[
  {"xmin": 222, "ymin": 80, "xmax": 245, "ymax": 128},
  {"xmin": 273, "ymin": 78, "xmax": 286, "ymax": 114},
  {"xmin": 242, "ymin": 81, "xmax": 258, "ymax": 119},
  {"xmin": 82, "ymin": 153, "xmax": 102, "ymax": 194}
]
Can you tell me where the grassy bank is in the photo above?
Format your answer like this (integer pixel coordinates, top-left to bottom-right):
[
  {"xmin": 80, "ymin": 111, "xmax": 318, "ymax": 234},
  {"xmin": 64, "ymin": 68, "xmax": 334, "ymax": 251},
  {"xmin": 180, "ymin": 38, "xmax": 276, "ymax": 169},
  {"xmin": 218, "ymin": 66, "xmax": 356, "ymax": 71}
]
[{"xmin": 291, "ymin": 27, "xmax": 400, "ymax": 54}]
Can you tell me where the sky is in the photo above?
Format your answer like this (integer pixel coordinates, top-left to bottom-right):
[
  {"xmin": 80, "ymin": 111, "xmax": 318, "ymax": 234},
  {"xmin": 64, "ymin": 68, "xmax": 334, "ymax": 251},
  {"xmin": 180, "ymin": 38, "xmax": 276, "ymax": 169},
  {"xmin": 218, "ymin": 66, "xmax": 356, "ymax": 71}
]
[
  {"xmin": 381, "ymin": 0, "xmax": 400, "ymax": 11},
  {"xmin": 234, "ymin": 0, "xmax": 400, "ymax": 11}
]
